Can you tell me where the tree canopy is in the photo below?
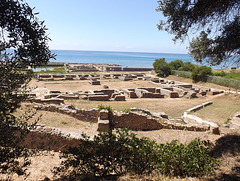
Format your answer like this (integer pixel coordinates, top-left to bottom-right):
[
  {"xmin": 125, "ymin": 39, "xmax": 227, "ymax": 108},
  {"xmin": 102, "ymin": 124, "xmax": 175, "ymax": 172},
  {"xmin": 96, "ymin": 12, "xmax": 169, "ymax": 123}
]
[
  {"xmin": 156, "ymin": 0, "xmax": 240, "ymax": 67},
  {"xmin": 153, "ymin": 58, "xmax": 171, "ymax": 77},
  {"xmin": 0, "ymin": 0, "xmax": 54, "ymax": 175}
]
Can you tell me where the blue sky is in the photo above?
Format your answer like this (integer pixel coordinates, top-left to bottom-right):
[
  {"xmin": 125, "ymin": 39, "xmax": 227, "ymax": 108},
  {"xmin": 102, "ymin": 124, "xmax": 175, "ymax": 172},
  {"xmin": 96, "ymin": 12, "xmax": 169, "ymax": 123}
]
[{"xmin": 28, "ymin": 0, "xmax": 189, "ymax": 54}]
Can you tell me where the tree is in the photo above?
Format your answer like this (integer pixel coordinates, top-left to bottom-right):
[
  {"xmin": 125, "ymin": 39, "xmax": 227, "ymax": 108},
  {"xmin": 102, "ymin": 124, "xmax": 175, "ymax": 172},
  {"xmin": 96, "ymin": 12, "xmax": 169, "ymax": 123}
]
[
  {"xmin": 191, "ymin": 66, "xmax": 212, "ymax": 82},
  {"xmin": 178, "ymin": 62, "xmax": 196, "ymax": 71},
  {"xmin": 156, "ymin": 0, "xmax": 240, "ymax": 67},
  {"xmin": 153, "ymin": 58, "xmax": 171, "ymax": 77},
  {"xmin": 0, "ymin": 0, "xmax": 54, "ymax": 175},
  {"xmin": 168, "ymin": 59, "xmax": 184, "ymax": 70}
]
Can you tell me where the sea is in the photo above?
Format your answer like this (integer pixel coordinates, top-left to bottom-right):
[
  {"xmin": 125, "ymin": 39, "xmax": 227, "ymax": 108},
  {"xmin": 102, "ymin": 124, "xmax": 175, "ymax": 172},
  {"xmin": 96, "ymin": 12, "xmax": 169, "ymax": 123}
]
[{"xmin": 51, "ymin": 50, "xmax": 200, "ymax": 68}]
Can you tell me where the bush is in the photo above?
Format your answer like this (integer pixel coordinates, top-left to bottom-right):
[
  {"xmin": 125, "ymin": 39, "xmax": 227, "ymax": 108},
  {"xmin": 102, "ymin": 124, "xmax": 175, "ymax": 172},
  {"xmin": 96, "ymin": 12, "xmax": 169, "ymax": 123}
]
[
  {"xmin": 153, "ymin": 58, "xmax": 171, "ymax": 77},
  {"xmin": 54, "ymin": 129, "xmax": 158, "ymax": 179},
  {"xmin": 169, "ymin": 59, "xmax": 184, "ymax": 70},
  {"xmin": 178, "ymin": 62, "xmax": 196, "ymax": 71},
  {"xmin": 98, "ymin": 104, "xmax": 113, "ymax": 113},
  {"xmin": 192, "ymin": 66, "xmax": 212, "ymax": 82},
  {"xmin": 156, "ymin": 139, "xmax": 218, "ymax": 177},
  {"xmin": 54, "ymin": 129, "xmax": 218, "ymax": 179},
  {"xmin": 213, "ymin": 71, "xmax": 227, "ymax": 77}
]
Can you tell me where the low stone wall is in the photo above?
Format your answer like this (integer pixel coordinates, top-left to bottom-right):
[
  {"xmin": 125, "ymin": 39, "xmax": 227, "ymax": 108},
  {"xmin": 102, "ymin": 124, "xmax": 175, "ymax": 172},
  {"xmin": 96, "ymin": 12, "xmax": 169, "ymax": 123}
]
[
  {"xmin": 122, "ymin": 67, "xmax": 153, "ymax": 71},
  {"xmin": 31, "ymin": 98, "xmax": 64, "ymax": 104},
  {"xmin": 114, "ymin": 95, "xmax": 126, "ymax": 101},
  {"xmin": 88, "ymin": 95, "xmax": 109, "ymax": 101},
  {"xmin": 21, "ymin": 127, "xmax": 83, "ymax": 151},
  {"xmin": 30, "ymin": 103, "xmax": 218, "ymax": 134},
  {"xmin": 186, "ymin": 101, "xmax": 213, "ymax": 113},
  {"xmin": 225, "ymin": 112, "xmax": 240, "ymax": 129},
  {"xmin": 32, "ymin": 103, "xmax": 99, "ymax": 122},
  {"xmin": 183, "ymin": 101, "xmax": 219, "ymax": 134},
  {"xmin": 160, "ymin": 88, "xmax": 179, "ymax": 98},
  {"xmin": 112, "ymin": 112, "xmax": 164, "ymax": 131},
  {"xmin": 141, "ymin": 92, "xmax": 164, "ymax": 98}
]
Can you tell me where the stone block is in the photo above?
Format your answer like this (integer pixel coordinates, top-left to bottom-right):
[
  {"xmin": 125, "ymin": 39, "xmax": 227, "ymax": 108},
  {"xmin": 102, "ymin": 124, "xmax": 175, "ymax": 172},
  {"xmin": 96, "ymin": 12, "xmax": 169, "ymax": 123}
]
[
  {"xmin": 187, "ymin": 91, "xmax": 197, "ymax": 98},
  {"xmin": 141, "ymin": 92, "xmax": 164, "ymax": 98},
  {"xmin": 210, "ymin": 91, "xmax": 223, "ymax": 95},
  {"xmin": 88, "ymin": 95, "xmax": 109, "ymax": 101},
  {"xmin": 155, "ymin": 88, "xmax": 161, "ymax": 93},
  {"xmin": 160, "ymin": 88, "xmax": 179, "ymax": 98},
  {"xmin": 57, "ymin": 94, "xmax": 79, "ymax": 100},
  {"xmin": 79, "ymin": 76, "xmax": 87, "ymax": 80},
  {"xmin": 169, "ymin": 92, "xmax": 179, "ymax": 98},
  {"xmin": 151, "ymin": 78, "xmax": 160, "ymax": 83},
  {"xmin": 52, "ymin": 74, "xmax": 65, "ymax": 78},
  {"xmin": 90, "ymin": 80, "xmax": 100, "ymax": 85},
  {"xmin": 114, "ymin": 95, "xmax": 126, "ymax": 101},
  {"xmin": 50, "ymin": 90, "xmax": 61, "ymax": 94},
  {"xmin": 211, "ymin": 127, "xmax": 220, "ymax": 135},
  {"xmin": 39, "ymin": 74, "xmax": 52, "ymax": 78},
  {"xmin": 177, "ymin": 84, "xmax": 193, "ymax": 89},
  {"xmin": 199, "ymin": 91, "xmax": 207, "ymax": 96},
  {"xmin": 65, "ymin": 77, "xmax": 74, "ymax": 80},
  {"xmin": 99, "ymin": 110, "xmax": 109, "ymax": 120},
  {"xmin": 129, "ymin": 91, "xmax": 138, "ymax": 98},
  {"xmin": 98, "ymin": 119, "xmax": 110, "ymax": 132},
  {"xmin": 120, "ymin": 77, "xmax": 133, "ymax": 81}
]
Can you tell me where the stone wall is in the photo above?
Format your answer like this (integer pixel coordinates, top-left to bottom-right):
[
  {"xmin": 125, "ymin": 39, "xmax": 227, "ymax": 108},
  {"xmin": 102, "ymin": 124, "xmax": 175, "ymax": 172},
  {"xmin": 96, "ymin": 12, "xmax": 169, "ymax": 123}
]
[
  {"xmin": 30, "ymin": 103, "xmax": 219, "ymax": 134},
  {"xmin": 33, "ymin": 103, "xmax": 99, "ymax": 122},
  {"xmin": 183, "ymin": 101, "xmax": 219, "ymax": 134},
  {"xmin": 160, "ymin": 88, "xmax": 179, "ymax": 98},
  {"xmin": 225, "ymin": 112, "xmax": 240, "ymax": 129},
  {"xmin": 21, "ymin": 127, "xmax": 83, "ymax": 151},
  {"xmin": 112, "ymin": 112, "xmax": 164, "ymax": 131}
]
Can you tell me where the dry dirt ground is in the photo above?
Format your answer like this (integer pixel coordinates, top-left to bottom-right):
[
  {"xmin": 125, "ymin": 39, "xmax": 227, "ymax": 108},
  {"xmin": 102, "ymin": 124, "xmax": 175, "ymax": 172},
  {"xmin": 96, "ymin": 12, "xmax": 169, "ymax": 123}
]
[
  {"xmin": 28, "ymin": 77, "xmax": 238, "ymax": 118},
  {"xmin": 2, "ymin": 75, "xmax": 239, "ymax": 180}
]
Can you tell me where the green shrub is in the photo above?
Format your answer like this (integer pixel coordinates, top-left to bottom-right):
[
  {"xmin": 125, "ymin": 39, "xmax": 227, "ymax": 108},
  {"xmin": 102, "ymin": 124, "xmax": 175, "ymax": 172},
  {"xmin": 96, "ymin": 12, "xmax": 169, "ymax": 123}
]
[
  {"xmin": 122, "ymin": 107, "xmax": 131, "ymax": 113},
  {"xmin": 53, "ymin": 129, "xmax": 218, "ymax": 179},
  {"xmin": 178, "ymin": 62, "xmax": 196, "ymax": 71},
  {"xmin": 60, "ymin": 120, "xmax": 67, "ymax": 124},
  {"xmin": 156, "ymin": 139, "xmax": 218, "ymax": 177},
  {"xmin": 153, "ymin": 58, "xmax": 171, "ymax": 77},
  {"xmin": 171, "ymin": 70, "xmax": 192, "ymax": 78},
  {"xmin": 213, "ymin": 71, "xmax": 227, "ymax": 77},
  {"xmin": 69, "ymin": 104, "xmax": 76, "ymax": 109},
  {"xmin": 192, "ymin": 66, "xmax": 212, "ymax": 82},
  {"xmin": 53, "ymin": 129, "xmax": 158, "ymax": 178},
  {"xmin": 98, "ymin": 104, "xmax": 113, "ymax": 113},
  {"xmin": 169, "ymin": 59, "xmax": 184, "ymax": 70}
]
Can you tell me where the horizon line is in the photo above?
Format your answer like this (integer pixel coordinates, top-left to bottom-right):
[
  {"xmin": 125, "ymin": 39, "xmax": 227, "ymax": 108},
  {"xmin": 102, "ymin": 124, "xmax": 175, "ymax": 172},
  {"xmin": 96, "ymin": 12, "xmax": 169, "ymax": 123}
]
[{"xmin": 50, "ymin": 48, "xmax": 189, "ymax": 55}]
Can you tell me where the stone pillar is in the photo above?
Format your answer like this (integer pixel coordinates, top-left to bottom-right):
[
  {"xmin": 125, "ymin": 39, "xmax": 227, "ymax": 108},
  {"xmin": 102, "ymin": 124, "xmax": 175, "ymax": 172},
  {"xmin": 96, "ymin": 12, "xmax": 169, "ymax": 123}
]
[{"xmin": 98, "ymin": 109, "xmax": 110, "ymax": 132}]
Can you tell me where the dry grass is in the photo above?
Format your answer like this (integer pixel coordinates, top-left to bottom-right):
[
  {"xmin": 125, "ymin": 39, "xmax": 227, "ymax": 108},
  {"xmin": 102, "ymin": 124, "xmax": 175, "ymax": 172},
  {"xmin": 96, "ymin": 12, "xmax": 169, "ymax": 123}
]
[
  {"xmin": 193, "ymin": 94, "xmax": 240, "ymax": 125},
  {"xmin": 28, "ymin": 79, "xmax": 156, "ymax": 93},
  {"xmin": 66, "ymin": 97, "xmax": 214, "ymax": 118},
  {"xmin": 166, "ymin": 75, "xmax": 234, "ymax": 90}
]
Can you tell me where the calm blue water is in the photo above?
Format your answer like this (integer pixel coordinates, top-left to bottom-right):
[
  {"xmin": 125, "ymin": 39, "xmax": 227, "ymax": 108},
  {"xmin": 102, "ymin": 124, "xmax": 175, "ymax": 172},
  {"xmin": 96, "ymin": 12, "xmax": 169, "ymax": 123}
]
[{"xmin": 51, "ymin": 50, "xmax": 199, "ymax": 68}]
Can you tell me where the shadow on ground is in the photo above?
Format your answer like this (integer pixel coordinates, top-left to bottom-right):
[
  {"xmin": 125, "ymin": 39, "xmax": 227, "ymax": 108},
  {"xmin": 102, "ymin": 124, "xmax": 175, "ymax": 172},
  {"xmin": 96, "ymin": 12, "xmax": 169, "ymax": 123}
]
[
  {"xmin": 210, "ymin": 134, "xmax": 240, "ymax": 158},
  {"xmin": 209, "ymin": 133, "xmax": 240, "ymax": 181}
]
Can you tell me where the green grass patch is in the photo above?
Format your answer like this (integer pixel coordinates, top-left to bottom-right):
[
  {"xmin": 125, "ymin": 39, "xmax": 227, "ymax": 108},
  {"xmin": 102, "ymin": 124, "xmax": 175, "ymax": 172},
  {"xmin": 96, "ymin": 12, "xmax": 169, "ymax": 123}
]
[
  {"xmin": 60, "ymin": 120, "xmax": 68, "ymax": 125},
  {"xmin": 122, "ymin": 107, "xmax": 131, "ymax": 113},
  {"xmin": 223, "ymin": 72, "xmax": 240, "ymax": 80},
  {"xmin": 194, "ymin": 94, "xmax": 240, "ymax": 125},
  {"xmin": 35, "ymin": 66, "xmax": 65, "ymax": 74},
  {"xmin": 98, "ymin": 104, "xmax": 113, "ymax": 113}
]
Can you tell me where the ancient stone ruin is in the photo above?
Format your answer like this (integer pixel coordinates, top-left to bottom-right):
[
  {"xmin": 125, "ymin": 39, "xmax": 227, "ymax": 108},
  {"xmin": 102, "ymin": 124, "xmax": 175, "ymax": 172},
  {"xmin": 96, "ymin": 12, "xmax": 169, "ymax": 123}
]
[
  {"xmin": 224, "ymin": 112, "xmax": 240, "ymax": 129},
  {"xmin": 30, "ymin": 102, "xmax": 219, "ymax": 134}
]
